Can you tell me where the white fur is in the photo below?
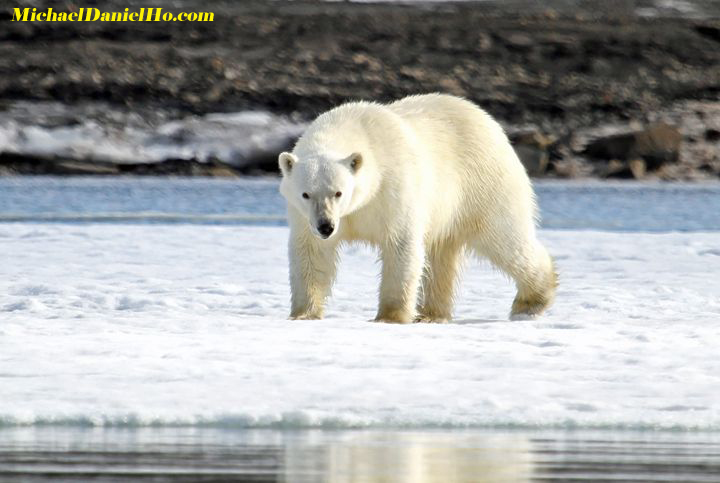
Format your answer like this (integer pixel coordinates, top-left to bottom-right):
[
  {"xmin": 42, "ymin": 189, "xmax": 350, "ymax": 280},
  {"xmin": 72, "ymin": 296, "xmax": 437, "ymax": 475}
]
[{"xmin": 279, "ymin": 94, "xmax": 556, "ymax": 323}]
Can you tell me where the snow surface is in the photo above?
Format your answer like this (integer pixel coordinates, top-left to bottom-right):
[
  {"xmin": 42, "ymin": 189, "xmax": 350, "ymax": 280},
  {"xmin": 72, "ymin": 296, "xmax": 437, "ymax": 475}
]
[{"xmin": 2, "ymin": 224, "xmax": 720, "ymax": 430}]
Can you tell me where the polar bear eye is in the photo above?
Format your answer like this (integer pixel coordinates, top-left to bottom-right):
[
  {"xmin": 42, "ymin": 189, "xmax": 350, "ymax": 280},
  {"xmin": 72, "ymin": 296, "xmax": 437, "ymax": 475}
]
[
  {"xmin": 302, "ymin": 193, "xmax": 310, "ymax": 199},
  {"xmin": 335, "ymin": 191, "xmax": 342, "ymax": 198}
]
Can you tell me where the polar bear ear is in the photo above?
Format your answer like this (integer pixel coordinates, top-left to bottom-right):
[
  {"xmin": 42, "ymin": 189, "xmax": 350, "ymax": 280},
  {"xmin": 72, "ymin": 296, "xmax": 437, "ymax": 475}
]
[
  {"xmin": 346, "ymin": 152, "xmax": 362, "ymax": 173},
  {"xmin": 278, "ymin": 152, "xmax": 297, "ymax": 176}
]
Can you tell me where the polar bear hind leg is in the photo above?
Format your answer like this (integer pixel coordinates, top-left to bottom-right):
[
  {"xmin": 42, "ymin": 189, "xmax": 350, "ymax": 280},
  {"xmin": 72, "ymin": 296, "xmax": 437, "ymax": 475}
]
[{"xmin": 473, "ymin": 228, "xmax": 557, "ymax": 321}]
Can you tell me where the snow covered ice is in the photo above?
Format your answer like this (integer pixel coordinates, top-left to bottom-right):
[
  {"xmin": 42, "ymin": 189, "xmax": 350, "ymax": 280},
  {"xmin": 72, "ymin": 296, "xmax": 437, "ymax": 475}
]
[{"xmin": 2, "ymin": 218, "xmax": 720, "ymax": 429}]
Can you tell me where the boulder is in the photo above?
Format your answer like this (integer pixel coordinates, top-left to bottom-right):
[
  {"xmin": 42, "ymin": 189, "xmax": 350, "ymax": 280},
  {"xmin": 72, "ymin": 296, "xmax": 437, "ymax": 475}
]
[
  {"xmin": 583, "ymin": 123, "xmax": 682, "ymax": 171},
  {"xmin": 509, "ymin": 128, "xmax": 554, "ymax": 176}
]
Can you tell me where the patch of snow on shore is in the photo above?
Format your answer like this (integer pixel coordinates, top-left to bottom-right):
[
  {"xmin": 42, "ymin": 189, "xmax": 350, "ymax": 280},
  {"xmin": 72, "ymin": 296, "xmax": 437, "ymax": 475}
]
[{"xmin": 0, "ymin": 101, "xmax": 305, "ymax": 167}]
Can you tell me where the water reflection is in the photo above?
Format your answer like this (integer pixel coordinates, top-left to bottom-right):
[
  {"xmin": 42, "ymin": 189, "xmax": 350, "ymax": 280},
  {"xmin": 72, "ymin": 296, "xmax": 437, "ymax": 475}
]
[
  {"xmin": 286, "ymin": 432, "xmax": 532, "ymax": 482},
  {"xmin": 2, "ymin": 428, "xmax": 720, "ymax": 482}
]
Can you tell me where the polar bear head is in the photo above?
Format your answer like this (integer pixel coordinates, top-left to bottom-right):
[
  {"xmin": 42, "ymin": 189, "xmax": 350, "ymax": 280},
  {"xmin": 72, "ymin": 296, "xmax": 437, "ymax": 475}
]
[{"xmin": 278, "ymin": 151, "xmax": 363, "ymax": 240}]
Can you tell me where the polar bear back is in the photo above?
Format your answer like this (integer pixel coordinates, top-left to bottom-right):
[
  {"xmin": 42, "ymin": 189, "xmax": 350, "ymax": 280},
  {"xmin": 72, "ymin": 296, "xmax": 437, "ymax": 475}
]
[
  {"xmin": 389, "ymin": 94, "xmax": 529, "ymax": 190},
  {"xmin": 387, "ymin": 94, "xmax": 536, "ymax": 239}
]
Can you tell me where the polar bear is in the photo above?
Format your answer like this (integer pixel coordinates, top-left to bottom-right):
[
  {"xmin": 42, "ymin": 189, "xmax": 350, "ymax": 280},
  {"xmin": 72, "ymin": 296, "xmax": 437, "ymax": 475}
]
[{"xmin": 278, "ymin": 94, "xmax": 556, "ymax": 323}]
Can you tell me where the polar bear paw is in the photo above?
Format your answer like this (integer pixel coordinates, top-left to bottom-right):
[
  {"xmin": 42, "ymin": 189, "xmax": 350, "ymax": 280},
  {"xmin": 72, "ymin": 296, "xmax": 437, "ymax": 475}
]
[
  {"xmin": 374, "ymin": 308, "xmax": 414, "ymax": 324},
  {"xmin": 510, "ymin": 292, "xmax": 552, "ymax": 321},
  {"xmin": 289, "ymin": 311, "xmax": 323, "ymax": 320}
]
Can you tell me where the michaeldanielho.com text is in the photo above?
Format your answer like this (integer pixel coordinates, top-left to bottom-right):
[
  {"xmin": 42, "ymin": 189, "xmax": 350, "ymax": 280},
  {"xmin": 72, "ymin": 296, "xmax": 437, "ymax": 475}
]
[{"xmin": 12, "ymin": 7, "xmax": 214, "ymax": 22}]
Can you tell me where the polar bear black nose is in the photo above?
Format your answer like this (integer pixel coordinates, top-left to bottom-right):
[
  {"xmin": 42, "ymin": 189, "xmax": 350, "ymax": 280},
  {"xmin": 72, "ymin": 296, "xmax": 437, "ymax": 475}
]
[{"xmin": 317, "ymin": 221, "xmax": 334, "ymax": 238}]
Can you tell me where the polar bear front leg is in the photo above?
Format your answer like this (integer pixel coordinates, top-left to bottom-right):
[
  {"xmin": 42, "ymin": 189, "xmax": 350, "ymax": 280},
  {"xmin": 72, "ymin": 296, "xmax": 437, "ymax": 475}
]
[
  {"xmin": 288, "ymin": 231, "xmax": 339, "ymax": 320},
  {"xmin": 375, "ymin": 232, "xmax": 425, "ymax": 324}
]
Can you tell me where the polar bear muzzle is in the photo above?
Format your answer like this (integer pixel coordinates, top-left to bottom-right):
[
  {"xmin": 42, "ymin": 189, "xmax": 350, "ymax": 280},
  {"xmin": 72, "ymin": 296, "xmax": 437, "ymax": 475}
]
[{"xmin": 317, "ymin": 219, "xmax": 335, "ymax": 238}]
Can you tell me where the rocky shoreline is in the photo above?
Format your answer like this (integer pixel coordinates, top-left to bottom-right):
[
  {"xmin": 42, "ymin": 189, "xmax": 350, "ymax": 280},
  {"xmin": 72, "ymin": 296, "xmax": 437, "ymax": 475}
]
[{"xmin": 1, "ymin": 0, "xmax": 719, "ymax": 179}]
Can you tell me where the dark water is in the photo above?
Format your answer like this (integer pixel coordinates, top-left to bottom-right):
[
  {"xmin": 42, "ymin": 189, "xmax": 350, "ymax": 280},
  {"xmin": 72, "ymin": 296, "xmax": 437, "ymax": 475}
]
[
  {"xmin": 2, "ymin": 428, "xmax": 719, "ymax": 482},
  {"xmin": 0, "ymin": 177, "xmax": 286, "ymax": 225},
  {"xmin": 1, "ymin": 177, "xmax": 719, "ymax": 231}
]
